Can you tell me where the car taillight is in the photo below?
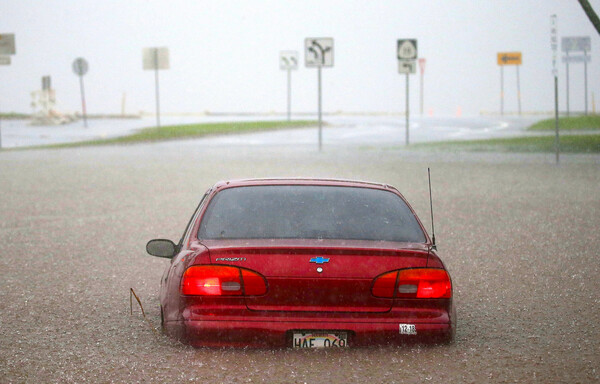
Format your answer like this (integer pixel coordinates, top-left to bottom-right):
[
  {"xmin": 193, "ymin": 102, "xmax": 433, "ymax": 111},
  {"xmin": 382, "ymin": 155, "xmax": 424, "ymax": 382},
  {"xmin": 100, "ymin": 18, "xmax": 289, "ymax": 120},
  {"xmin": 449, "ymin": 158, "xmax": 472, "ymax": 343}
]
[
  {"xmin": 181, "ymin": 265, "xmax": 267, "ymax": 296},
  {"xmin": 371, "ymin": 268, "xmax": 451, "ymax": 299}
]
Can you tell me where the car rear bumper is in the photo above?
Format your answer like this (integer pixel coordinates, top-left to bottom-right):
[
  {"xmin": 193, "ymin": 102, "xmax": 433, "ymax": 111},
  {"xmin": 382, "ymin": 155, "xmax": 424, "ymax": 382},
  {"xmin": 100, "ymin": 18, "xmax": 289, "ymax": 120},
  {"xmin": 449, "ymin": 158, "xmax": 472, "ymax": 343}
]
[{"xmin": 164, "ymin": 311, "xmax": 454, "ymax": 348}]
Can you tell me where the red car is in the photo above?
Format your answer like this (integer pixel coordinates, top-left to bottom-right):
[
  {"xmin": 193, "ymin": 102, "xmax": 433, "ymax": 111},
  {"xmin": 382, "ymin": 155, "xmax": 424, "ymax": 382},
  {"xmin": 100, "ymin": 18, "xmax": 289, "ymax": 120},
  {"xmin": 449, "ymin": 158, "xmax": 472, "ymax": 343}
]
[{"xmin": 147, "ymin": 178, "xmax": 455, "ymax": 348}]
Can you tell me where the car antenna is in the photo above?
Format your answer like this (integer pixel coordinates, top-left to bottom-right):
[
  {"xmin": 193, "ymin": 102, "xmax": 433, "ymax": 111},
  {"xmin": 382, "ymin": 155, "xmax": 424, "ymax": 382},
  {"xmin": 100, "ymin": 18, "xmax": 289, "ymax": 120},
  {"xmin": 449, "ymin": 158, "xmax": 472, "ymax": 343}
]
[{"xmin": 428, "ymin": 167, "xmax": 437, "ymax": 250}]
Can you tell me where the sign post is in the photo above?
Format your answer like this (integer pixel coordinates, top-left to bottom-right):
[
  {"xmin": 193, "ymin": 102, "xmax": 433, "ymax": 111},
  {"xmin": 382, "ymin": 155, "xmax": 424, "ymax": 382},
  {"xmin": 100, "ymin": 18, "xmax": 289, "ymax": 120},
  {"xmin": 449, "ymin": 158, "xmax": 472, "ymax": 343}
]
[
  {"xmin": 551, "ymin": 15, "xmax": 560, "ymax": 164},
  {"xmin": 72, "ymin": 58, "xmax": 89, "ymax": 128},
  {"xmin": 497, "ymin": 52, "xmax": 522, "ymax": 116},
  {"xmin": 562, "ymin": 37, "xmax": 591, "ymax": 116},
  {"xmin": 398, "ymin": 39, "xmax": 417, "ymax": 146},
  {"xmin": 305, "ymin": 38, "xmax": 334, "ymax": 151},
  {"xmin": 418, "ymin": 58, "xmax": 426, "ymax": 116},
  {"xmin": 143, "ymin": 47, "xmax": 170, "ymax": 128},
  {"xmin": 0, "ymin": 33, "xmax": 16, "ymax": 150},
  {"xmin": 280, "ymin": 51, "xmax": 298, "ymax": 122}
]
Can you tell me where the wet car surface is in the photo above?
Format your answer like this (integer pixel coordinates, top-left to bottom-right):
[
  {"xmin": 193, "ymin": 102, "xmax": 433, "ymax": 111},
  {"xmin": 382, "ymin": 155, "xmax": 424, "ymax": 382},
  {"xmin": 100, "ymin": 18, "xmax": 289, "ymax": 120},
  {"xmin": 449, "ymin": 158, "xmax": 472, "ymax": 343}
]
[
  {"xmin": 149, "ymin": 179, "xmax": 454, "ymax": 347},
  {"xmin": 1, "ymin": 144, "xmax": 599, "ymax": 382}
]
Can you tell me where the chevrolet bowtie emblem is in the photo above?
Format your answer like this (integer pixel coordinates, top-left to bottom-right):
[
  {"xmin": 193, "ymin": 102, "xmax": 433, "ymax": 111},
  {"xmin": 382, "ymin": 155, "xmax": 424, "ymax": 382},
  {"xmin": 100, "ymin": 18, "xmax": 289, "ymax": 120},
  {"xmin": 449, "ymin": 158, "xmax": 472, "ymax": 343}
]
[{"xmin": 310, "ymin": 257, "xmax": 330, "ymax": 264}]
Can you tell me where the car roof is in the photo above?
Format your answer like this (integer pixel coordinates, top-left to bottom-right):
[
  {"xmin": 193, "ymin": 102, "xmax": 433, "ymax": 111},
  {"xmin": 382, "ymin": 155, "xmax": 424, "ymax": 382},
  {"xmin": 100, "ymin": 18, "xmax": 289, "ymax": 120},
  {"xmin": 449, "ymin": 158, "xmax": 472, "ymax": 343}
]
[{"xmin": 212, "ymin": 178, "xmax": 398, "ymax": 192}]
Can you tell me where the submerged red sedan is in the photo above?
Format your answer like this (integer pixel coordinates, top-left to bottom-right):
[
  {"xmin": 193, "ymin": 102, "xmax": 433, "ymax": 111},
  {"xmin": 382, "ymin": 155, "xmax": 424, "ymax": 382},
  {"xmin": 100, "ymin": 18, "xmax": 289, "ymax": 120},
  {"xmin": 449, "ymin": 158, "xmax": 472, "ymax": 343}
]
[{"xmin": 146, "ymin": 178, "xmax": 455, "ymax": 348}]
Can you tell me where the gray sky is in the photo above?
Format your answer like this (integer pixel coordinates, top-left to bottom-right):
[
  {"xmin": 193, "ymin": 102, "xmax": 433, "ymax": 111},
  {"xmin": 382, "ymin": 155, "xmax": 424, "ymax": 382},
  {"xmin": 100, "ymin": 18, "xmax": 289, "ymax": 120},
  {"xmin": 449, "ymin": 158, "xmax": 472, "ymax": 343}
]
[{"xmin": 1, "ymin": 0, "xmax": 599, "ymax": 116}]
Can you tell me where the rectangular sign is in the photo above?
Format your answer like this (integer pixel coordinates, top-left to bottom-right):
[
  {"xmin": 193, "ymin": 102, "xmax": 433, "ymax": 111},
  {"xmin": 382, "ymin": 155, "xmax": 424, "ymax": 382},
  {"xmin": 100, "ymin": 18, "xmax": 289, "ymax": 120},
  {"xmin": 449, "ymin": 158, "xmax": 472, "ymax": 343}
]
[
  {"xmin": 0, "ymin": 56, "xmax": 10, "ymax": 65},
  {"xmin": 280, "ymin": 51, "xmax": 299, "ymax": 70},
  {"xmin": 497, "ymin": 52, "xmax": 522, "ymax": 66},
  {"xmin": 305, "ymin": 38, "xmax": 334, "ymax": 67},
  {"xmin": 562, "ymin": 55, "xmax": 591, "ymax": 63},
  {"xmin": 551, "ymin": 15, "xmax": 558, "ymax": 76},
  {"xmin": 398, "ymin": 60, "xmax": 416, "ymax": 74},
  {"xmin": 0, "ymin": 33, "xmax": 16, "ymax": 55},
  {"xmin": 562, "ymin": 36, "xmax": 591, "ymax": 52},
  {"xmin": 143, "ymin": 47, "xmax": 170, "ymax": 70}
]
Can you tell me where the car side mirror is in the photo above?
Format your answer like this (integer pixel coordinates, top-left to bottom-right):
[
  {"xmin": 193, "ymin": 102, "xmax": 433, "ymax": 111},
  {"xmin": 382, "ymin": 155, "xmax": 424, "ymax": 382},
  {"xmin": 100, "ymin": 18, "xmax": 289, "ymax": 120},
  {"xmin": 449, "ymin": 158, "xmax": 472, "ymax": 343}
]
[{"xmin": 146, "ymin": 239, "xmax": 176, "ymax": 258}]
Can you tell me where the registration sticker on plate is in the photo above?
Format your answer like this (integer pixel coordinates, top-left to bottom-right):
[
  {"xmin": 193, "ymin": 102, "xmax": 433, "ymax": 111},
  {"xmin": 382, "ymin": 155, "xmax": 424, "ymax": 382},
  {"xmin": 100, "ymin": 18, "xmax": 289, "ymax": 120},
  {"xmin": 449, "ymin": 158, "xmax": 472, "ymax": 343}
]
[
  {"xmin": 399, "ymin": 324, "xmax": 417, "ymax": 335},
  {"xmin": 292, "ymin": 332, "xmax": 348, "ymax": 348}
]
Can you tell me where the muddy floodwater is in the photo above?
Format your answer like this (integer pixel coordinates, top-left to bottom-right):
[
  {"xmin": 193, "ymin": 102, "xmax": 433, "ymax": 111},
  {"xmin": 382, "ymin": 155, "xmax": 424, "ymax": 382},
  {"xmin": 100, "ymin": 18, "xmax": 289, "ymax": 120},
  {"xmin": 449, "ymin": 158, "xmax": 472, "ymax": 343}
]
[{"xmin": 0, "ymin": 141, "xmax": 599, "ymax": 383}]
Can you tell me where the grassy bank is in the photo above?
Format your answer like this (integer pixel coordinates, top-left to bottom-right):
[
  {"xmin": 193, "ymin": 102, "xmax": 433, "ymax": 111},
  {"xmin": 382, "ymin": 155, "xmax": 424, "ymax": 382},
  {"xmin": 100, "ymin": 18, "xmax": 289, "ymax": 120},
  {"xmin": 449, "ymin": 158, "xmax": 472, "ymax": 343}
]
[
  {"xmin": 22, "ymin": 120, "xmax": 317, "ymax": 149},
  {"xmin": 528, "ymin": 115, "xmax": 600, "ymax": 131},
  {"xmin": 0, "ymin": 112, "xmax": 30, "ymax": 119},
  {"xmin": 413, "ymin": 134, "xmax": 600, "ymax": 153}
]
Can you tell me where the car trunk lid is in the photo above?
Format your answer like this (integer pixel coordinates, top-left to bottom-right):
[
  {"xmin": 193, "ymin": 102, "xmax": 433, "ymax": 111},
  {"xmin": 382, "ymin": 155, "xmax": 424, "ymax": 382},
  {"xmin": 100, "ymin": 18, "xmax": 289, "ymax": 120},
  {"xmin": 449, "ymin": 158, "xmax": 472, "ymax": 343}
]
[{"xmin": 203, "ymin": 239, "xmax": 429, "ymax": 313}]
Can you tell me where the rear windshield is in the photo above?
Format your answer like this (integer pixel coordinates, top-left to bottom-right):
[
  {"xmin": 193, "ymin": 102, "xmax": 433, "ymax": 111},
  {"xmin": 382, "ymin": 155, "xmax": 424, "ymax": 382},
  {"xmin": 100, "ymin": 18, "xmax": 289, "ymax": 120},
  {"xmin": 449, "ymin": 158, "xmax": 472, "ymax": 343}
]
[{"xmin": 198, "ymin": 185, "xmax": 426, "ymax": 242}]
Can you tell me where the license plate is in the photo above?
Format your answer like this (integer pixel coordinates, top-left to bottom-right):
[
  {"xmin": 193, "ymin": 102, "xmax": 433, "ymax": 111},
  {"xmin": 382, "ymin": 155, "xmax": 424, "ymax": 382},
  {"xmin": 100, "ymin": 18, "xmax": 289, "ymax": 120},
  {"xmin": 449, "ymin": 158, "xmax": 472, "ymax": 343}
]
[{"xmin": 292, "ymin": 331, "xmax": 348, "ymax": 348}]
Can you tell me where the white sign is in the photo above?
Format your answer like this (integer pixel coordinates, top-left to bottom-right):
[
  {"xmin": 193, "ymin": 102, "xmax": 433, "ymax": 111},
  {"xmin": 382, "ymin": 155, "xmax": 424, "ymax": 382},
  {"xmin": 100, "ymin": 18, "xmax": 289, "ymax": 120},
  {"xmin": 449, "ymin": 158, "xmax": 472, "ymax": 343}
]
[
  {"xmin": 143, "ymin": 47, "xmax": 170, "ymax": 70},
  {"xmin": 562, "ymin": 36, "xmax": 591, "ymax": 52},
  {"xmin": 397, "ymin": 39, "xmax": 417, "ymax": 60},
  {"xmin": 0, "ymin": 56, "xmax": 10, "ymax": 65},
  {"xmin": 72, "ymin": 57, "xmax": 89, "ymax": 76},
  {"xmin": 551, "ymin": 15, "xmax": 558, "ymax": 76},
  {"xmin": 280, "ymin": 51, "xmax": 299, "ymax": 70},
  {"xmin": 305, "ymin": 38, "xmax": 334, "ymax": 67},
  {"xmin": 398, "ymin": 60, "xmax": 416, "ymax": 74},
  {"xmin": 0, "ymin": 34, "xmax": 15, "ymax": 55},
  {"xmin": 562, "ymin": 55, "xmax": 591, "ymax": 63}
]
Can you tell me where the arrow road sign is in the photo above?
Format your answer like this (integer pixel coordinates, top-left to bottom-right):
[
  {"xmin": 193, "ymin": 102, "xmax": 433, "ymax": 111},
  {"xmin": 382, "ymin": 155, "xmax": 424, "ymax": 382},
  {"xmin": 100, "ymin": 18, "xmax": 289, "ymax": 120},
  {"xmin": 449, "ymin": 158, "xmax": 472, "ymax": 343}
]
[
  {"xmin": 0, "ymin": 34, "xmax": 15, "ymax": 55},
  {"xmin": 561, "ymin": 37, "xmax": 591, "ymax": 52},
  {"xmin": 72, "ymin": 57, "xmax": 89, "ymax": 76},
  {"xmin": 497, "ymin": 52, "xmax": 522, "ymax": 66},
  {"xmin": 305, "ymin": 38, "xmax": 334, "ymax": 67},
  {"xmin": 280, "ymin": 51, "xmax": 299, "ymax": 70},
  {"xmin": 397, "ymin": 39, "xmax": 417, "ymax": 60},
  {"xmin": 398, "ymin": 60, "xmax": 416, "ymax": 74}
]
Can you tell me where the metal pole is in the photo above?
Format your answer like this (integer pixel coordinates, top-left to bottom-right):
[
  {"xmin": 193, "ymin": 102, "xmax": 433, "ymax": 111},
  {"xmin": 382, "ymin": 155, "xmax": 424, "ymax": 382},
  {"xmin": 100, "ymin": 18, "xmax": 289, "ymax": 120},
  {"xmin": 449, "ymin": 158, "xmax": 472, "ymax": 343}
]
[
  {"xmin": 500, "ymin": 66, "xmax": 504, "ymax": 116},
  {"xmin": 554, "ymin": 75, "xmax": 560, "ymax": 164},
  {"xmin": 420, "ymin": 69, "xmax": 424, "ymax": 116},
  {"xmin": 318, "ymin": 65, "xmax": 322, "ymax": 151},
  {"xmin": 584, "ymin": 50, "xmax": 588, "ymax": 115},
  {"xmin": 79, "ymin": 75, "xmax": 88, "ymax": 128},
  {"xmin": 405, "ymin": 72, "xmax": 409, "ymax": 146},
  {"xmin": 516, "ymin": 66, "xmax": 522, "ymax": 116},
  {"xmin": 287, "ymin": 67, "xmax": 291, "ymax": 122},
  {"xmin": 566, "ymin": 51, "xmax": 570, "ymax": 117},
  {"xmin": 154, "ymin": 48, "xmax": 161, "ymax": 128}
]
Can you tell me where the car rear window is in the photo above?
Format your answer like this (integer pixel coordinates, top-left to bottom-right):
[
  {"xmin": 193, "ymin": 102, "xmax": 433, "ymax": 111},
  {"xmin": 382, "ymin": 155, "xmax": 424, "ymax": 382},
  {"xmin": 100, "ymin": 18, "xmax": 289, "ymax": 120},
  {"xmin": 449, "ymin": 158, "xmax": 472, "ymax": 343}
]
[{"xmin": 198, "ymin": 185, "xmax": 427, "ymax": 242}]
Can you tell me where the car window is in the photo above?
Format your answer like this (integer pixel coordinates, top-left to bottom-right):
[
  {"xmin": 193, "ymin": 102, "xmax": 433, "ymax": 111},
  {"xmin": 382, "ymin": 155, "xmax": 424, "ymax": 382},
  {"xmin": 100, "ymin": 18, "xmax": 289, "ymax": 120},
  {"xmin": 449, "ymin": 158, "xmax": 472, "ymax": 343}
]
[{"xmin": 198, "ymin": 185, "xmax": 426, "ymax": 242}]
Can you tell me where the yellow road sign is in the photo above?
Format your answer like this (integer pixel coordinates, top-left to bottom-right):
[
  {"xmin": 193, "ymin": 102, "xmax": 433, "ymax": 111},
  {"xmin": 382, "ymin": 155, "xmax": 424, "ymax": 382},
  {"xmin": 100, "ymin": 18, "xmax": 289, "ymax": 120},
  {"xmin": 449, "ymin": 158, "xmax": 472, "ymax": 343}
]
[{"xmin": 497, "ymin": 52, "xmax": 522, "ymax": 66}]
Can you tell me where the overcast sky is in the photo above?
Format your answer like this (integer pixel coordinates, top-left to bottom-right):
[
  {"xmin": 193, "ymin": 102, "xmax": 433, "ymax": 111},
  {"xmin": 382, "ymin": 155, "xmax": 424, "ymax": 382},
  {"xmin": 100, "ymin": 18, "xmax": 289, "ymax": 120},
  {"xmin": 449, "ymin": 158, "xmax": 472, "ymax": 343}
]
[{"xmin": 1, "ymin": 0, "xmax": 599, "ymax": 116}]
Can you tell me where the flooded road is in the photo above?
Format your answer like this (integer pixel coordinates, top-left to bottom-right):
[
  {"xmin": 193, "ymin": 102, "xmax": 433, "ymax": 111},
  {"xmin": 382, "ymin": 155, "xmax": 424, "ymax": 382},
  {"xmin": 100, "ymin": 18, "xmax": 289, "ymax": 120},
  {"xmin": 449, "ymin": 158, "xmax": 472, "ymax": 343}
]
[
  {"xmin": 0, "ymin": 143, "xmax": 599, "ymax": 383},
  {"xmin": 0, "ymin": 114, "xmax": 543, "ymax": 148}
]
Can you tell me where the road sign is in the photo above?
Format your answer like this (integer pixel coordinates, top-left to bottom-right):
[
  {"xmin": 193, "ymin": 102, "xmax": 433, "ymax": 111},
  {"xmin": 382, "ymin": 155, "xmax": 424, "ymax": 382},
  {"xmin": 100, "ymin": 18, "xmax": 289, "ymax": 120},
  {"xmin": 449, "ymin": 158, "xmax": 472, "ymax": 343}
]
[
  {"xmin": 305, "ymin": 38, "xmax": 334, "ymax": 67},
  {"xmin": 280, "ymin": 51, "xmax": 299, "ymax": 70},
  {"xmin": 562, "ymin": 55, "xmax": 591, "ymax": 63},
  {"xmin": 562, "ymin": 37, "xmax": 591, "ymax": 52},
  {"xmin": 397, "ymin": 39, "xmax": 417, "ymax": 60},
  {"xmin": 72, "ymin": 57, "xmax": 89, "ymax": 76},
  {"xmin": 398, "ymin": 60, "xmax": 416, "ymax": 74},
  {"xmin": 0, "ymin": 56, "xmax": 10, "ymax": 65},
  {"xmin": 42, "ymin": 76, "xmax": 51, "ymax": 91},
  {"xmin": 418, "ymin": 58, "xmax": 426, "ymax": 74},
  {"xmin": 551, "ymin": 15, "xmax": 558, "ymax": 76},
  {"xmin": 0, "ymin": 34, "xmax": 15, "ymax": 55},
  {"xmin": 143, "ymin": 47, "xmax": 170, "ymax": 70},
  {"xmin": 497, "ymin": 52, "xmax": 522, "ymax": 66}
]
